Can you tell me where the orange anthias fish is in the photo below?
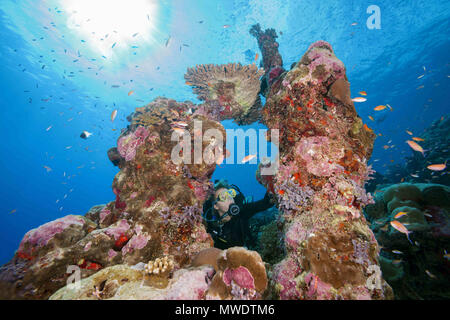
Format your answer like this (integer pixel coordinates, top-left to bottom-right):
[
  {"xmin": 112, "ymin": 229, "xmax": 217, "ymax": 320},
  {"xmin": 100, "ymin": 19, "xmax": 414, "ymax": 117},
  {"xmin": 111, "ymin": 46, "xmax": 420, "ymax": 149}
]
[
  {"xmin": 406, "ymin": 140, "xmax": 425, "ymax": 156},
  {"xmin": 111, "ymin": 109, "xmax": 117, "ymax": 122},
  {"xmin": 412, "ymin": 137, "xmax": 424, "ymax": 141},
  {"xmin": 255, "ymin": 53, "xmax": 259, "ymax": 61},
  {"xmin": 128, "ymin": 90, "xmax": 134, "ymax": 96},
  {"xmin": 390, "ymin": 220, "xmax": 413, "ymax": 244},
  {"xmin": 368, "ymin": 116, "xmax": 374, "ymax": 121},
  {"xmin": 427, "ymin": 161, "xmax": 447, "ymax": 171},
  {"xmin": 242, "ymin": 154, "xmax": 256, "ymax": 163},
  {"xmin": 359, "ymin": 91, "xmax": 367, "ymax": 96},
  {"xmin": 406, "ymin": 130, "xmax": 413, "ymax": 135},
  {"xmin": 394, "ymin": 211, "xmax": 408, "ymax": 219},
  {"xmin": 351, "ymin": 97, "xmax": 367, "ymax": 102},
  {"xmin": 374, "ymin": 105, "xmax": 387, "ymax": 111},
  {"xmin": 363, "ymin": 124, "xmax": 373, "ymax": 133}
]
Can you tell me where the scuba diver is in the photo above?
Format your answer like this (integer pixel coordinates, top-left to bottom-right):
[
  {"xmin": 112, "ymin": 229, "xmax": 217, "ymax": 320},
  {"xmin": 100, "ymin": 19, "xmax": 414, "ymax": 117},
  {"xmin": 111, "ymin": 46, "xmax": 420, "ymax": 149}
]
[{"xmin": 202, "ymin": 179, "xmax": 274, "ymax": 250}]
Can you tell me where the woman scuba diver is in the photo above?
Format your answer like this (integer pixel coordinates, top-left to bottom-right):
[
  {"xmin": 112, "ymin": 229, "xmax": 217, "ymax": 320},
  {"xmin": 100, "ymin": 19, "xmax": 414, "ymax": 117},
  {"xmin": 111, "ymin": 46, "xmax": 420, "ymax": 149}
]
[{"xmin": 202, "ymin": 179, "xmax": 274, "ymax": 250}]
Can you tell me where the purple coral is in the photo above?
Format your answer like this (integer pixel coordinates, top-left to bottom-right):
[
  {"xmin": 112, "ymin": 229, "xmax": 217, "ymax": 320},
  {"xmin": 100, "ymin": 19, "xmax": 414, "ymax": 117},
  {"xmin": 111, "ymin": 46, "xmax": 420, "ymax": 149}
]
[
  {"xmin": 275, "ymin": 180, "xmax": 314, "ymax": 214},
  {"xmin": 117, "ymin": 126, "xmax": 149, "ymax": 161},
  {"xmin": 352, "ymin": 239, "xmax": 369, "ymax": 265}
]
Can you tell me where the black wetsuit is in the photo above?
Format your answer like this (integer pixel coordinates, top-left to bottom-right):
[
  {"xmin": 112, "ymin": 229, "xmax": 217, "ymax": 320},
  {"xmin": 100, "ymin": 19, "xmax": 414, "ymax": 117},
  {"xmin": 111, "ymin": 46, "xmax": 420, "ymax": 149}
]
[{"xmin": 206, "ymin": 192, "xmax": 273, "ymax": 250}]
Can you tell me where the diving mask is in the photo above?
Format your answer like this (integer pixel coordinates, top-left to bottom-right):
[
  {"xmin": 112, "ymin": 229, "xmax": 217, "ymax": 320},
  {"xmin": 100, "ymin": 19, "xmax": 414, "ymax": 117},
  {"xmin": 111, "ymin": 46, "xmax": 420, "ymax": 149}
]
[{"xmin": 216, "ymin": 188, "xmax": 237, "ymax": 202}]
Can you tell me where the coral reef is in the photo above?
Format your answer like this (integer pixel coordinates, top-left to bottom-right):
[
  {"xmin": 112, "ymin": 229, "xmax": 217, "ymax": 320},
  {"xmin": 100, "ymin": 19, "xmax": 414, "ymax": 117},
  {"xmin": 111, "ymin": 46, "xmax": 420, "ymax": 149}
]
[
  {"xmin": 364, "ymin": 182, "xmax": 450, "ymax": 299},
  {"xmin": 256, "ymin": 40, "xmax": 392, "ymax": 299},
  {"xmin": 206, "ymin": 247, "xmax": 268, "ymax": 300},
  {"xmin": 249, "ymin": 23, "xmax": 285, "ymax": 97},
  {"xmin": 49, "ymin": 263, "xmax": 215, "ymax": 300},
  {"xmin": 0, "ymin": 25, "xmax": 400, "ymax": 301},
  {"xmin": 184, "ymin": 63, "xmax": 264, "ymax": 124},
  {"xmin": 49, "ymin": 247, "xmax": 267, "ymax": 300}
]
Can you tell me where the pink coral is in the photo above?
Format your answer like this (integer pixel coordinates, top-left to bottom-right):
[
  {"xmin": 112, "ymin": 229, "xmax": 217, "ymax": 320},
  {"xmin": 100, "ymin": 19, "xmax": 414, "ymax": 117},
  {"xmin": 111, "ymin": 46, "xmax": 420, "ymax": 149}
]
[
  {"xmin": 18, "ymin": 215, "xmax": 86, "ymax": 253},
  {"xmin": 165, "ymin": 266, "xmax": 213, "ymax": 300},
  {"xmin": 99, "ymin": 207, "xmax": 111, "ymax": 223},
  {"xmin": 285, "ymin": 221, "xmax": 308, "ymax": 251},
  {"xmin": 105, "ymin": 219, "xmax": 130, "ymax": 240},
  {"xmin": 223, "ymin": 266, "xmax": 255, "ymax": 290},
  {"xmin": 304, "ymin": 273, "xmax": 332, "ymax": 300},
  {"xmin": 121, "ymin": 233, "xmax": 150, "ymax": 255},
  {"xmin": 272, "ymin": 257, "xmax": 302, "ymax": 300},
  {"xmin": 117, "ymin": 126, "xmax": 149, "ymax": 161}
]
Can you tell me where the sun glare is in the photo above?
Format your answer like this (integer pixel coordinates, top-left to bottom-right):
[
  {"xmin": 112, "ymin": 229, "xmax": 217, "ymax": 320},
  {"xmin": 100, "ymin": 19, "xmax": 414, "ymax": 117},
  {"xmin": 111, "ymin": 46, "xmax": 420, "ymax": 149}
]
[{"xmin": 62, "ymin": 0, "xmax": 158, "ymax": 56}]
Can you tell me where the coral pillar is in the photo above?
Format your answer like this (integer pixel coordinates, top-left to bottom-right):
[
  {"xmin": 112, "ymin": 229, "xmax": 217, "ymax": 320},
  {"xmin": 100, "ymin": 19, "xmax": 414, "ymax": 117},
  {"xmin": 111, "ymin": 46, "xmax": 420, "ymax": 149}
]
[{"xmin": 259, "ymin": 41, "xmax": 393, "ymax": 299}]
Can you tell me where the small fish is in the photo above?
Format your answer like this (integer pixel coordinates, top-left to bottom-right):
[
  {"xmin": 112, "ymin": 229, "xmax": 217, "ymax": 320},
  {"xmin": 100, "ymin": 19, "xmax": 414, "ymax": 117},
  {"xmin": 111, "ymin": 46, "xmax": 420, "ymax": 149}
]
[
  {"xmin": 80, "ymin": 131, "xmax": 93, "ymax": 139},
  {"xmin": 406, "ymin": 130, "xmax": 413, "ymax": 135},
  {"xmin": 351, "ymin": 97, "xmax": 367, "ymax": 102},
  {"xmin": 43, "ymin": 165, "xmax": 52, "ymax": 172},
  {"xmin": 359, "ymin": 91, "xmax": 367, "ymax": 96},
  {"xmin": 128, "ymin": 90, "xmax": 134, "ymax": 96},
  {"xmin": 368, "ymin": 116, "xmax": 374, "ymax": 121},
  {"xmin": 185, "ymin": 81, "xmax": 193, "ymax": 86},
  {"xmin": 165, "ymin": 36, "xmax": 171, "ymax": 47},
  {"xmin": 427, "ymin": 161, "xmax": 447, "ymax": 171},
  {"xmin": 390, "ymin": 220, "xmax": 413, "ymax": 244},
  {"xmin": 374, "ymin": 105, "xmax": 387, "ymax": 111},
  {"xmin": 351, "ymin": 22, "xmax": 358, "ymax": 26},
  {"xmin": 111, "ymin": 109, "xmax": 117, "ymax": 122},
  {"xmin": 9, "ymin": 209, "xmax": 17, "ymax": 214},
  {"xmin": 423, "ymin": 213, "xmax": 432, "ymax": 218},
  {"xmin": 65, "ymin": 146, "xmax": 72, "ymax": 150},
  {"xmin": 406, "ymin": 140, "xmax": 425, "ymax": 156},
  {"xmin": 132, "ymin": 32, "xmax": 139, "ymax": 37},
  {"xmin": 383, "ymin": 145, "xmax": 390, "ymax": 150},
  {"xmin": 255, "ymin": 53, "xmax": 258, "ymax": 61},
  {"xmin": 417, "ymin": 74, "xmax": 425, "ymax": 79},
  {"xmin": 392, "ymin": 250, "xmax": 403, "ymax": 254},
  {"xmin": 172, "ymin": 127, "xmax": 186, "ymax": 135},
  {"xmin": 46, "ymin": 125, "xmax": 53, "ymax": 131},
  {"xmin": 363, "ymin": 124, "xmax": 373, "ymax": 133},
  {"xmin": 241, "ymin": 154, "xmax": 257, "ymax": 163},
  {"xmin": 416, "ymin": 85, "xmax": 424, "ymax": 90},
  {"xmin": 386, "ymin": 104, "xmax": 393, "ymax": 111},
  {"xmin": 412, "ymin": 137, "xmax": 424, "ymax": 141},
  {"xmin": 172, "ymin": 121, "xmax": 188, "ymax": 127},
  {"xmin": 394, "ymin": 211, "xmax": 408, "ymax": 219},
  {"xmin": 410, "ymin": 174, "xmax": 419, "ymax": 178},
  {"xmin": 392, "ymin": 259, "xmax": 402, "ymax": 265},
  {"xmin": 425, "ymin": 270, "xmax": 436, "ymax": 279},
  {"xmin": 112, "ymin": 42, "xmax": 116, "ymax": 48},
  {"xmin": 223, "ymin": 25, "xmax": 231, "ymax": 28}
]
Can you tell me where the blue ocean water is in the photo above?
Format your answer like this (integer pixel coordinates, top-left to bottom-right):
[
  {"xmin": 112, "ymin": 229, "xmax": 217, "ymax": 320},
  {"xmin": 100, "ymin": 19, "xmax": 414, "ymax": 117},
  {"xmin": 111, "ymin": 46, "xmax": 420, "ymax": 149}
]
[{"xmin": 0, "ymin": 0, "xmax": 449, "ymax": 265}]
